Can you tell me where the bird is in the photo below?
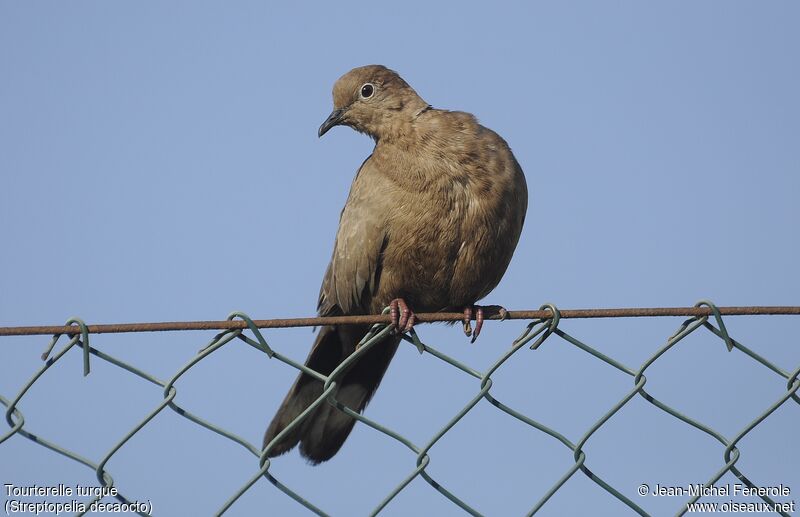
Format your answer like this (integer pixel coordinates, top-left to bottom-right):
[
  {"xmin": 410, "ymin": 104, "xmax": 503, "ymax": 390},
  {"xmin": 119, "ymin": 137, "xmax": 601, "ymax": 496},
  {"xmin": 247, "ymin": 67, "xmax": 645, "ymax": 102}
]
[{"xmin": 263, "ymin": 65, "xmax": 528, "ymax": 464}]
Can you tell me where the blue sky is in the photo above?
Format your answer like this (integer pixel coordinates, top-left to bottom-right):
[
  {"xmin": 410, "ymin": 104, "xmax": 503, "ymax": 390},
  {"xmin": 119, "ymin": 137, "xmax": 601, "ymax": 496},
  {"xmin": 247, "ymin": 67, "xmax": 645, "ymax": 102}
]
[{"xmin": 1, "ymin": 2, "xmax": 798, "ymax": 515}]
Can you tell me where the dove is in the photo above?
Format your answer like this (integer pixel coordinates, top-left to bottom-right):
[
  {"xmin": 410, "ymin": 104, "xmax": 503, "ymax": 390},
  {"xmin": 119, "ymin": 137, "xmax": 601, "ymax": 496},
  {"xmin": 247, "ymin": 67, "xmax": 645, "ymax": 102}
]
[{"xmin": 264, "ymin": 65, "xmax": 528, "ymax": 463}]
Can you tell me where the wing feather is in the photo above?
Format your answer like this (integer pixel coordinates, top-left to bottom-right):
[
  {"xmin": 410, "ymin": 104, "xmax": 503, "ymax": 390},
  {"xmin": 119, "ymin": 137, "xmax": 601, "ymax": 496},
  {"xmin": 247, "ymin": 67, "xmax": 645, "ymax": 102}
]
[{"xmin": 317, "ymin": 159, "xmax": 387, "ymax": 316}]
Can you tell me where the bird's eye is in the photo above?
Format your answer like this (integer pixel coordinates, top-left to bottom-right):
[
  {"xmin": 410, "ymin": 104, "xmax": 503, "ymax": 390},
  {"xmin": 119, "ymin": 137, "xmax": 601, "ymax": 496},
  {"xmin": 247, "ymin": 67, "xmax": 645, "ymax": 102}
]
[{"xmin": 360, "ymin": 83, "xmax": 374, "ymax": 98}]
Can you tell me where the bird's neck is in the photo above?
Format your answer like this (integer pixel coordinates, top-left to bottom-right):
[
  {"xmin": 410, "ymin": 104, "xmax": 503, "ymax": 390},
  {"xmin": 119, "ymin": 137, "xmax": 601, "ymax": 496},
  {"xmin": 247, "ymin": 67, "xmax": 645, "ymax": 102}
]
[{"xmin": 367, "ymin": 97, "xmax": 430, "ymax": 144}]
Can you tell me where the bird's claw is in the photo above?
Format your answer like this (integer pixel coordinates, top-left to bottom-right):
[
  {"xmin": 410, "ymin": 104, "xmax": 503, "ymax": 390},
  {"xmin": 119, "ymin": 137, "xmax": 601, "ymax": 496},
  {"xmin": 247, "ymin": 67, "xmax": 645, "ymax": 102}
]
[
  {"xmin": 463, "ymin": 305, "xmax": 507, "ymax": 343},
  {"xmin": 463, "ymin": 307, "xmax": 474, "ymax": 337},
  {"xmin": 496, "ymin": 306, "xmax": 509, "ymax": 321},
  {"xmin": 389, "ymin": 298, "xmax": 416, "ymax": 334},
  {"xmin": 463, "ymin": 306, "xmax": 484, "ymax": 343}
]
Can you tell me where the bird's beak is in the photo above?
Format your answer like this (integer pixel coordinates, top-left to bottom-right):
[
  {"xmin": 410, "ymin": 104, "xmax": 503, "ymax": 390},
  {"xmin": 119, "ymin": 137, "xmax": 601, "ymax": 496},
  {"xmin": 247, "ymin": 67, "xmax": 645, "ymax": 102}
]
[{"xmin": 318, "ymin": 109, "xmax": 345, "ymax": 137}]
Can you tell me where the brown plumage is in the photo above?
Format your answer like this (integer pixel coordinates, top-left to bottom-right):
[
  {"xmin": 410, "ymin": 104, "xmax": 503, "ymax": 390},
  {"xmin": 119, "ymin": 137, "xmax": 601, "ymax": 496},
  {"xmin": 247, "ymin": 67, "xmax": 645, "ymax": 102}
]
[{"xmin": 264, "ymin": 65, "xmax": 528, "ymax": 463}]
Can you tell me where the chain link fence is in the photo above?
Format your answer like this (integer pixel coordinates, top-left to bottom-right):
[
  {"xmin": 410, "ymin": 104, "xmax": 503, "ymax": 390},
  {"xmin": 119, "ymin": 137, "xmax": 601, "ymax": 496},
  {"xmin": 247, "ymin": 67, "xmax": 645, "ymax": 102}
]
[{"xmin": 2, "ymin": 300, "xmax": 798, "ymax": 516}]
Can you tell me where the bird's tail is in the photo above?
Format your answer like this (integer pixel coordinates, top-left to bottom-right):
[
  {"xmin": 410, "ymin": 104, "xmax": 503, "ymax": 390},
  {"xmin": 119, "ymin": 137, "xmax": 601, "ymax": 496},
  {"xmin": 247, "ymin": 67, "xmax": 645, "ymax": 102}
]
[{"xmin": 263, "ymin": 324, "xmax": 399, "ymax": 464}]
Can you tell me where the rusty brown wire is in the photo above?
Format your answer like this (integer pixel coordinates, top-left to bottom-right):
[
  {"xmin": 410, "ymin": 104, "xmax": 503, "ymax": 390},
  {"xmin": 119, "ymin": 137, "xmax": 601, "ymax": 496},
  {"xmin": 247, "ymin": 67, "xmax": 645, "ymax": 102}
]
[{"xmin": 1, "ymin": 306, "xmax": 798, "ymax": 337}]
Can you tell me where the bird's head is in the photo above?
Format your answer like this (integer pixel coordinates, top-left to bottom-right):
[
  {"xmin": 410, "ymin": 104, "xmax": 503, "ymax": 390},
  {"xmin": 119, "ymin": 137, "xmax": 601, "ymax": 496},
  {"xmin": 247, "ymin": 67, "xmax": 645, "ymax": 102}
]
[{"xmin": 318, "ymin": 65, "xmax": 429, "ymax": 141}]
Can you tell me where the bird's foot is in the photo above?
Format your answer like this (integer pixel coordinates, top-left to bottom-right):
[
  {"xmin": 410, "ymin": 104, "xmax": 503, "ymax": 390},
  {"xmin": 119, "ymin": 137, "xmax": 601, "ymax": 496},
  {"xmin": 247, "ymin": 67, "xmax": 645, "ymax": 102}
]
[
  {"xmin": 389, "ymin": 298, "xmax": 416, "ymax": 334},
  {"xmin": 463, "ymin": 305, "xmax": 508, "ymax": 343}
]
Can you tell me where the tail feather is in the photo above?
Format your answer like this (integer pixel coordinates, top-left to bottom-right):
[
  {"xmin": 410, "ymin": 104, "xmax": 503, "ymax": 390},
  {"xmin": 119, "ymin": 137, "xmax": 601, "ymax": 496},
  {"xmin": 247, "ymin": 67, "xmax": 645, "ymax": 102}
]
[{"xmin": 263, "ymin": 324, "xmax": 399, "ymax": 463}]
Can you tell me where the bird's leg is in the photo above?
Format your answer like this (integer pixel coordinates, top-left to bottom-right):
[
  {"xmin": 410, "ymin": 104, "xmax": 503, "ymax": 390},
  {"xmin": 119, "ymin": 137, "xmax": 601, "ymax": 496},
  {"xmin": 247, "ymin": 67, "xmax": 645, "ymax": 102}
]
[
  {"xmin": 463, "ymin": 305, "xmax": 508, "ymax": 343},
  {"xmin": 389, "ymin": 298, "xmax": 416, "ymax": 333}
]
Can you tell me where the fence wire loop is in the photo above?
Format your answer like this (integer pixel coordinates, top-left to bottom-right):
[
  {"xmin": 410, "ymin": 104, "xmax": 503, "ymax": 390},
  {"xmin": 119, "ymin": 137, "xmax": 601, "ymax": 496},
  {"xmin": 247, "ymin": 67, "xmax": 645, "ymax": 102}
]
[
  {"xmin": 40, "ymin": 317, "xmax": 91, "ymax": 376},
  {"xmin": 696, "ymin": 300, "xmax": 734, "ymax": 352},
  {"xmin": 510, "ymin": 302, "xmax": 560, "ymax": 350},
  {"xmin": 2, "ymin": 301, "xmax": 798, "ymax": 516},
  {"xmin": 228, "ymin": 311, "xmax": 275, "ymax": 357}
]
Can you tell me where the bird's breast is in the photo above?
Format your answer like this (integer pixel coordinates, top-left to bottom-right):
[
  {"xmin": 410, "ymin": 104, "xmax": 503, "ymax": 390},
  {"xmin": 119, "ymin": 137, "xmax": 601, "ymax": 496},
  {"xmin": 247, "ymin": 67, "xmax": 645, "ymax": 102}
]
[
  {"xmin": 362, "ymin": 131, "xmax": 526, "ymax": 313},
  {"xmin": 371, "ymin": 177, "xmax": 508, "ymax": 312}
]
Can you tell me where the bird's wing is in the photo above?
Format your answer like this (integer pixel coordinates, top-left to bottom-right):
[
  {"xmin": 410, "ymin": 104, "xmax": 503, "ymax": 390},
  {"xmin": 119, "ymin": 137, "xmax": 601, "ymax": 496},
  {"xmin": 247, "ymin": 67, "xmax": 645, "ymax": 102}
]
[{"xmin": 318, "ymin": 158, "xmax": 388, "ymax": 316}]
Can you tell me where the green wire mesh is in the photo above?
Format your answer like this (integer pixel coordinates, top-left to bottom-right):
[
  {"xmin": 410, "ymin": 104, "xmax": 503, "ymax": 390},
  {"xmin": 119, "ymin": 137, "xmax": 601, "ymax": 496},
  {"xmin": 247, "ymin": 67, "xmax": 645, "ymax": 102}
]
[{"xmin": 2, "ymin": 300, "xmax": 798, "ymax": 516}]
